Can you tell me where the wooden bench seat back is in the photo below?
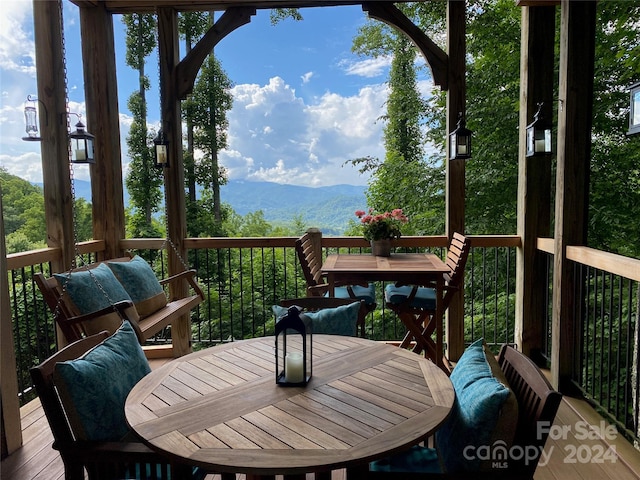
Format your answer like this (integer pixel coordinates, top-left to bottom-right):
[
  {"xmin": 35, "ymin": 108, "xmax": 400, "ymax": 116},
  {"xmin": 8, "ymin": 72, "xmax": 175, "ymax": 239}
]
[
  {"xmin": 497, "ymin": 345, "xmax": 563, "ymax": 477},
  {"xmin": 34, "ymin": 256, "xmax": 205, "ymax": 345}
]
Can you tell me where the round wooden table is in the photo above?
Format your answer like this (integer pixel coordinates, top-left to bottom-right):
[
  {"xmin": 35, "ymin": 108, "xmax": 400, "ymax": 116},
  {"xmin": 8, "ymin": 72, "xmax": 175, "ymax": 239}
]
[{"xmin": 125, "ymin": 335, "xmax": 454, "ymax": 478}]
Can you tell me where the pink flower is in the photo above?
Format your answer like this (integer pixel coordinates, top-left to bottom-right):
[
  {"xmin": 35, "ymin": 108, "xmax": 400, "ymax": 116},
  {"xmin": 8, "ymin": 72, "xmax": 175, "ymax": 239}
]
[{"xmin": 355, "ymin": 208, "xmax": 409, "ymax": 241}]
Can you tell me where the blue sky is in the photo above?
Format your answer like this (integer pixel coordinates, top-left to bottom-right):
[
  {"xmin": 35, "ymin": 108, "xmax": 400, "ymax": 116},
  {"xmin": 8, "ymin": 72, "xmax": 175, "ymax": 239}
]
[{"xmin": 1, "ymin": 1, "xmax": 433, "ymax": 187}]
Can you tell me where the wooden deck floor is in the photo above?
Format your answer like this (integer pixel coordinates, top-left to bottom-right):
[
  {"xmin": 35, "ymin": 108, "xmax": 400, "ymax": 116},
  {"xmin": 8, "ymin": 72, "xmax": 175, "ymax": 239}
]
[{"xmin": 3, "ymin": 371, "xmax": 639, "ymax": 480}]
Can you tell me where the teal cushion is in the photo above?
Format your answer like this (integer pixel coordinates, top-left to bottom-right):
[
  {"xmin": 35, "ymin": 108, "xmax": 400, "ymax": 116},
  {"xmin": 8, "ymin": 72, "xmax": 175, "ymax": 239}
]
[
  {"xmin": 384, "ymin": 284, "xmax": 436, "ymax": 310},
  {"xmin": 326, "ymin": 284, "xmax": 376, "ymax": 306},
  {"xmin": 435, "ymin": 338, "xmax": 511, "ymax": 472},
  {"xmin": 107, "ymin": 256, "xmax": 164, "ymax": 304},
  {"xmin": 107, "ymin": 256, "xmax": 167, "ymax": 317},
  {"xmin": 272, "ymin": 301, "xmax": 360, "ymax": 336},
  {"xmin": 54, "ymin": 263, "xmax": 133, "ymax": 314},
  {"xmin": 370, "ymin": 445, "xmax": 442, "ymax": 473},
  {"xmin": 53, "ymin": 321, "xmax": 151, "ymax": 441}
]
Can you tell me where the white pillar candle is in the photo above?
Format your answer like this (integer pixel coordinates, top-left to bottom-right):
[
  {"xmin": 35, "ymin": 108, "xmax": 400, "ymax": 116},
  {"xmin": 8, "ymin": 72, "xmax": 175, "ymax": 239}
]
[
  {"xmin": 285, "ymin": 352, "xmax": 304, "ymax": 383},
  {"xmin": 75, "ymin": 149, "xmax": 86, "ymax": 161}
]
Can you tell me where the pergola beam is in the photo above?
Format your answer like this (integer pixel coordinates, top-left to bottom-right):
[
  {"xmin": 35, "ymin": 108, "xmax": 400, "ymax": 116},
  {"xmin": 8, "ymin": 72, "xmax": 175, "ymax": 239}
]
[
  {"xmin": 363, "ymin": 2, "xmax": 448, "ymax": 90},
  {"xmin": 176, "ymin": 7, "xmax": 256, "ymax": 99}
]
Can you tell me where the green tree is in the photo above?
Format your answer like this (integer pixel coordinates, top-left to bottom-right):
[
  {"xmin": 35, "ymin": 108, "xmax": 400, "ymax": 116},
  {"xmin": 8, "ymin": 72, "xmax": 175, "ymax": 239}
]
[
  {"xmin": 179, "ymin": 11, "xmax": 211, "ymax": 237},
  {"xmin": 350, "ymin": 7, "xmax": 442, "ymax": 235},
  {"xmin": 122, "ymin": 13, "xmax": 163, "ymax": 238},
  {"xmin": 183, "ymin": 52, "xmax": 234, "ymax": 236}
]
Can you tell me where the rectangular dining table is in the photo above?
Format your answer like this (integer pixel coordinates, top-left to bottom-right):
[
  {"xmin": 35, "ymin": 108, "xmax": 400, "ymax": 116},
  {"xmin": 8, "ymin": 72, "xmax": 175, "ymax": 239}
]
[
  {"xmin": 321, "ymin": 253, "xmax": 451, "ymax": 368},
  {"xmin": 125, "ymin": 335, "xmax": 454, "ymax": 480}
]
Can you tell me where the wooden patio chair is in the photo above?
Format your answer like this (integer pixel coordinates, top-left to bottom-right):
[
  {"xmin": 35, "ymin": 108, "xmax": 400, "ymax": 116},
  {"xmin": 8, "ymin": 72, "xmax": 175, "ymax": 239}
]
[
  {"xmin": 295, "ymin": 232, "xmax": 377, "ymax": 314},
  {"xmin": 358, "ymin": 342, "xmax": 563, "ymax": 480},
  {"xmin": 29, "ymin": 325, "xmax": 219, "ymax": 480},
  {"xmin": 34, "ymin": 254, "xmax": 204, "ymax": 345},
  {"xmin": 279, "ymin": 297, "xmax": 368, "ymax": 337},
  {"xmin": 384, "ymin": 232, "xmax": 470, "ymax": 363}
]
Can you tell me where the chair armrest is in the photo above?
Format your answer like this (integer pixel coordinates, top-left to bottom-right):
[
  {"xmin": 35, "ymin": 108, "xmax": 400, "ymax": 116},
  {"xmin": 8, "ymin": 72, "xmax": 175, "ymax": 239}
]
[
  {"xmin": 159, "ymin": 269, "xmax": 205, "ymax": 300},
  {"xmin": 54, "ymin": 439, "xmax": 171, "ymax": 463},
  {"xmin": 63, "ymin": 301, "xmax": 135, "ymax": 326}
]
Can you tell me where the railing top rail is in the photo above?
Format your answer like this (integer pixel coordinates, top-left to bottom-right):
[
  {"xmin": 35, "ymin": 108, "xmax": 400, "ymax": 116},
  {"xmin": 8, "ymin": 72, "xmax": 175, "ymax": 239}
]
[{"xmin": 567, "ymin": 245, "xmax": 640, "ymax": 282}]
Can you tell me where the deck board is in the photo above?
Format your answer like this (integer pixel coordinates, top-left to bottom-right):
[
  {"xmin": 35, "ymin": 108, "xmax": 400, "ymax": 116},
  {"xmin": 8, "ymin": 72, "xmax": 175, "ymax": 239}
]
[{"xmin": 3, "ymin": 373, "xmax": 638, "ymax": 480}]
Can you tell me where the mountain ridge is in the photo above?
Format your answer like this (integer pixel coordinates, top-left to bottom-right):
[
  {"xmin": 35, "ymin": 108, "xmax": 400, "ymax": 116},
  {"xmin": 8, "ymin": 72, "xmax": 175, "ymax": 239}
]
[{"xmin": 45, "ymin": 179, "xmax": 367, "ymax": 235}]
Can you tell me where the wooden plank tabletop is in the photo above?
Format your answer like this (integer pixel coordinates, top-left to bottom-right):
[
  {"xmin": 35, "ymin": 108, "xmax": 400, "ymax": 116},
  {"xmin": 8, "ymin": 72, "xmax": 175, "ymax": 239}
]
[
  {"xmin": 125, "ymin": 335, "xmax": 454, "ymax": 476},
  {"xmin": 321, "ymin": 253, "xmax": 450, "ymax": 285}
]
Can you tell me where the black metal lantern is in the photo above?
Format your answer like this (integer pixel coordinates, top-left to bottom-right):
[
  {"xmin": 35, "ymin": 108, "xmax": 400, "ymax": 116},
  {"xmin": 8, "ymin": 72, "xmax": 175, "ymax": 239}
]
[
  {"xmin": 154, "ymin": 129, "xmax": 170, "ymax": 168},
  {"xmin": 525, "ymin": 103, "xmax": 552, "ymax": 157},
  {"xmin": 69, "ymin": 119, "xmax": 95, "ymax": 164},
  {"xmin": 628, "ymin": 82, "xmax": 640, "ymax": 136},
  {"xmin": 449, "ymin": 112, "xmax": 472, "ymax": 160},
  {"xmin": 22, "ymin": 95, "xmax": 41, "ymax": 141},
  {"xmin": 275, "ymin": 306, "xmax": 312, "ymax": 386}
]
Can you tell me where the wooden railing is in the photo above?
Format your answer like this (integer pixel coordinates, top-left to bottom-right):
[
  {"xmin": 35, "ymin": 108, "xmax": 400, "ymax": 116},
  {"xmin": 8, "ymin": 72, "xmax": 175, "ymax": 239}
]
[{"xmin": 536, "ymin": 239, "xmax": 640, "ymax": 443}]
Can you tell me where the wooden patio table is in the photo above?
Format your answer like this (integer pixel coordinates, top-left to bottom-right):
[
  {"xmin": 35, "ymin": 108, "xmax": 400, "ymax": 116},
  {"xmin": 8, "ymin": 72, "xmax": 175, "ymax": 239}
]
[
  {"xmin": 321, "ymin": 253, "xmax": 451, "ymax": 368},
  {"xmin": 125, "ymin": 335, "xmax": 454, "ymax": 480}
]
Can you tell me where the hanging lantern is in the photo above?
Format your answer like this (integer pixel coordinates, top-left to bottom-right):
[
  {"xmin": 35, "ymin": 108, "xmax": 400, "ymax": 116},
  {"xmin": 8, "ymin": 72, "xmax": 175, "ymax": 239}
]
[
  {"xmin": 69, "ymin": 119, "xmax": 95, "ymax": 164},
  {"xmin": 526, "ymin": 102, "xmax": 552, "ymax": 157},
  {"xmin": 154, "ymin": 129, "xmax": 169, "ymax": 168},
  {"xmin": 449, "ymin": 112, "xmax": 472, "ymax": 160},
  {"xmin": 275, "ymin": 306, "xmax": 312, "ymax": 386},
  {"xmin": 22, "ymin": 95, "xmax": 41, "ymax": 141}
]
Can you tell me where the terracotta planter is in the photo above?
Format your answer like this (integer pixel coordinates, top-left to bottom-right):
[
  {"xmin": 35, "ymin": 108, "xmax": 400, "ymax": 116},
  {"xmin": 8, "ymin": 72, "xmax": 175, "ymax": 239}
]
[{"xmin": 370, "ymin": 239, "xmax": 392, "ymax": 257}]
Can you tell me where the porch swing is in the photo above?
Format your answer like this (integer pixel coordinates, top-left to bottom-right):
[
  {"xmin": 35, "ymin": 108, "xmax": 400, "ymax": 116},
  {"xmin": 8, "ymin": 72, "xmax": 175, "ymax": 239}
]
[{"xmin": 34, "ymin": 119, "xmax": 204, "ymax": 348}]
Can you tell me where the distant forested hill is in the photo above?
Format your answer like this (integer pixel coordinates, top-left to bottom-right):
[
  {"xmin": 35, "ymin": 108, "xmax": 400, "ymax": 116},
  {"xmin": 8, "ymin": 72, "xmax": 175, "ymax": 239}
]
[
  {"xmin": 47, "ymin": 179, "xmax": 367, "ymax": 236},
  {"xmin": 221, "ymin": 181, "xmax": 366, "ymax": 235}
]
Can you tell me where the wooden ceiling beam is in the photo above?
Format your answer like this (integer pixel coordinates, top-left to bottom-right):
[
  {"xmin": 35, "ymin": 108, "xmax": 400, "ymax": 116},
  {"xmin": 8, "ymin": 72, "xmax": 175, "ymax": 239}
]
[
  {"xmin": 70, "ymin": 0, "xmax": 423, "ymax": 14},
  {"xmin": 175, "ymin": 7, "xmax": 256, "ymax": 99},
  {"xmin": 363, "ymin": 2, "xmax": 448, "ymax": 90}
]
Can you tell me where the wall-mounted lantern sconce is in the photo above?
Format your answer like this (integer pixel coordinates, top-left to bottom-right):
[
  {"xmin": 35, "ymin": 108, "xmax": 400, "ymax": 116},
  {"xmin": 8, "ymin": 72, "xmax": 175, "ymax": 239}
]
[
  {"xmin": 69, "ymin": 115, "xmax": 95, "ymax": 164},
  {"xmin": 154, "ymin": 129, "xmax": 169, "ymax": 168},
  {"xmin": 526, "ymin": 102, "xmax": 552, "ymax": 157},
  {"xmin": 449, "ymin": 112, "xmax": 472, "ymax": 160},
  {"xmin": 628, "ymin": 82, "xmax": 640, "ymax": 136},
  {"xmin": 22, "ymin": 95, "xmax": 44, "ymax": 141}
]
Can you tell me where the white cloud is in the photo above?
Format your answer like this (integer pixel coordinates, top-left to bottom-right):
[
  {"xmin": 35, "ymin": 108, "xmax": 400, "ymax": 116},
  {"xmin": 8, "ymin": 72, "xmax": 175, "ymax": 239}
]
[
  {"xmin": 220, "ymin": 76, "xmax": 385, "ymax": 187},
  {"xmin": 301, "ymin": 71, "xmax": 313, "ymax": 84},
  {"xmin": 0, "ymin": 1, "xmax": 36, "ymax": 76},
  {"xmin": 340, "ymin": 56, "xmax": 392, "ymax": 78}
]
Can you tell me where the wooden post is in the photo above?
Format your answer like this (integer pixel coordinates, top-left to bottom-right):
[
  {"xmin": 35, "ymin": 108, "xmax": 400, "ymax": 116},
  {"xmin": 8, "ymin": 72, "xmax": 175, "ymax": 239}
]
[
  {"xmin": 445, "ymin": 0, "xmax": 466, "ymax": 361},
  {"xmin": 1, "ymin": 186, "xmax": 22, "ymax": 456},
  {"xmin": 34, "ymin": 0, "xmax": 74, "ymax": 274},
  {"xmin": 552, "ymin": 0, "xmax": 596, "ymax": 392},
  {"xmin": 515, "ymin": 5, "xmax": 555, "ymax": 363},
  {"xmin": 158, "ymin": 7, "xmax": 190, "ymax": 357},
  {"xmin": 79, "ymin": 3, "xmax": 126, "ymax": 261}
]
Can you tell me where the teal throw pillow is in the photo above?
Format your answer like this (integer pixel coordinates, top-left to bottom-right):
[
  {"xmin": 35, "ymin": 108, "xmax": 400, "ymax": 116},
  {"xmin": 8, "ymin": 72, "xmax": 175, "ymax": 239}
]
[
  {"xmin": 54, "ymin": 263, "xmax": 132, "ymax": 314},
  {"xmin": 435, "ymin": 338, "xmax": 511, "ymax": 472},
  {"xmin": 53, "ymin": 320, "xmax": 151, "ymax": 441},
  {"xmin": 107, "ymin": 256, "xmax": 166, "ymax": 317},
  {"xmin": 272, "ymin": 302, "xmax": 360, "ymax": 336}
]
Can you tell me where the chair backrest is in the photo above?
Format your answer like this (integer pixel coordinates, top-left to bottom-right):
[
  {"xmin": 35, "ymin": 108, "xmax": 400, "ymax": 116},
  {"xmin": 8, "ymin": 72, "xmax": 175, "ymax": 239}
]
[
  {"xmin": 279, "ymin": 297, "xmax": 367, "ymax": 337},
  {"xmin": 441, "ymin": 233, "xmax": 471, "ymax": 308},
  {"xmin": 444, "ymin": 232, "xmax": 470, "ymax": 287},
  {"xmin": 497, "ymin": 344, "xmax": 562, "ymax": 476},
  {"xmin": 295, "ymin": 232, "xmax": 324, "ymax": 290},
  {"xmin": 30, "ymin": 332, "xmax": 110, "ymax": 449}
]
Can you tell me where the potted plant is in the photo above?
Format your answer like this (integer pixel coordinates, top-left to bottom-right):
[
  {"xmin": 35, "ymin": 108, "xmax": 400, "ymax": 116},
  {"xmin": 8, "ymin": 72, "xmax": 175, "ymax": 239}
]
[{"xmin": 355, "ymin": 209, "xmax": 408, "ymax": 256}]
